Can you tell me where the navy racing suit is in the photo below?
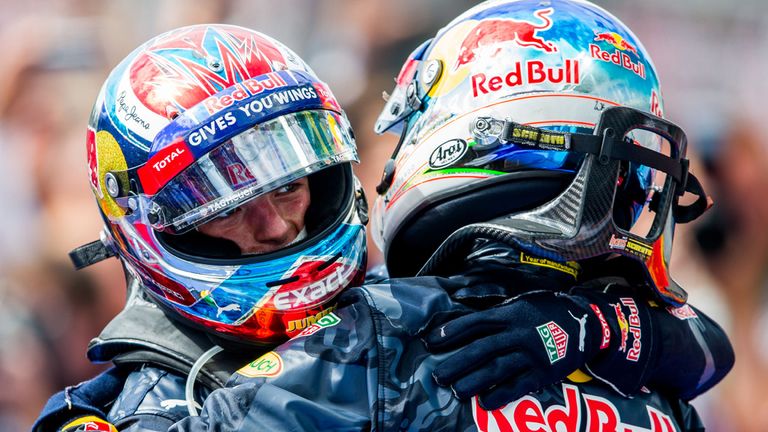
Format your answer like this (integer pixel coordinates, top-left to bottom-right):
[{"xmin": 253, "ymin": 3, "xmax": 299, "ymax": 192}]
[
  {"xmin": 33, "ymin": 277, "xmax": 256, "ymax": 432},
  {"xmin": 170, "ymin": 243, "xmax": 731, "ymax": 431}
]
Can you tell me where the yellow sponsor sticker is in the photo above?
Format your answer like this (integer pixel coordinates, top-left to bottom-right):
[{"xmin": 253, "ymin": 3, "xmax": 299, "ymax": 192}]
[
  {"xmin": 520, "ymin": 252, "xmax": 580, "ymax": 279},
  {"xmin": 62, "ymin": 415, "xmax": 118, "ymax": 432},
  {"xmin": 566, "ymin": 368, "xmax": 593, "ymax": 383},
  {"xmin": 626, "ymin": 238, "xmax": 652, "ymax": 259},
  {"xmin": 237, "ymin": 351, "xmax": 284, "ymax": 379}
]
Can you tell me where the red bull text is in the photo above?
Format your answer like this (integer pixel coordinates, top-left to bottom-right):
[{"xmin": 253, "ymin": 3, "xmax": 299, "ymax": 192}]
[
  {"xmin": 474, "ymin": 384, "xmax": 679, "ymax": 432},
  {"xmin": 471, "ymin": 59, "xmax": 579, "ymax": 97}
]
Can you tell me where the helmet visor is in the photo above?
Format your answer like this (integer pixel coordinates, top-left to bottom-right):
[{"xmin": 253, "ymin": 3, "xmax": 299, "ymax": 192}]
[{"xmin": 147, "ymin": 109, "xmax": 358, "ymax": 234}]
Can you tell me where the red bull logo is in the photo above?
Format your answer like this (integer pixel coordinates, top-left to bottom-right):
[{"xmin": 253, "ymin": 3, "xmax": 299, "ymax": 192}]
[
  {"xmin": 455, "ymin": 8, "xmax": 557, "ymax": 70},
  {"xmin": 621, "ymin": 297, "xmax": 643, "ymax": 362},
  {"xmin": 86, "ymin": 127, "xmax": 100, "ymax": 195},
  {"xmin": 650, "ymin": 90, "xmax": 663, "ymax": 117},
  {"xmin": 473, "ymin": 384, "xmax": 679, "ymax": 432},
  {"xmin": 613, "ymin": 302, "xmax": 629, "ymax": 353},
  {"xmin": 590, "ymin": 31, "xmax": 645, "ymax": 79},
  {"xmin": 471, "ymin": 59, "xmax": 580, "ymax": 97},
  {"xmin": 130, "ymin": 26, "xmax": 287, "ymax": 117},
  {"xmin": 594, "ymin": 31, "xmax": 638, "ymax": 56}
]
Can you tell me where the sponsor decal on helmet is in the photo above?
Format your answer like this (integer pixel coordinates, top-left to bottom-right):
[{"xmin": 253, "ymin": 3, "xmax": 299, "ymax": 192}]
[
  {"xmin": 455, "ymin": 8, "xmax": 557, "ymax": 70},
  {"xmin": 137, "ymin": 140, "xmax": 194, "ymax": 195},
  {"xmin": 608, "ymin": 234, "xmax": 653, "ymax": 260},
  {"xmin": 268, "ymin": 258, "xmax": 357, "ymax": 311},
  {"xmin": 589, "ymin": 33, "xmax": 646, "ymax": 79},
  {"xmin": 537, "ymin": 321, "xmax": 569, "ymax": 363},
  {"xmin": 236, "ymin": 351, "xmax": 284, "ymax": 378},
  {"xmin": 520, "ymin": 252, "xmax": 579, "ymax": 279},
  {"xmin": 130, "ymin": 26, "xmax": 287, "ymax": 117},
  {"xmin": 116, "ymin": 90, "xmax": 153, "ymax": 130},
  {"xmin": 286, "ymin": 306, "xmax": 337, "ymax": 333},
  {"xmin": 187, "ymin": 112, "xmax": 238, "ymax": 146},
  {"xmin": 650, "ymin": 90, "xmax": 663, "ymax": 117},
  {"xmin": 199, "ymin": 187, "xmax": 256, "ymax": 219},
  {"xmin": 471, "ymin": 59, "xmax": 580, "ymax": 97},
  {"xmin": 61, "ymin": 415, "xmax": 118, "ymax": 432},
  {"xmin": 472, "ymin": 383, "xmax": 678, "ymax": 432},
  {"xmin": 201, "ymin": 72, "xmax": 288, "ymax": 115},
  {"xmin": 87, "ymin": 127, "xmax": 100, "ymax": 195},
  {"xmin": 593, "ymin": 31, "xmax": 638, "ymax": 56},
  {"xmin": 429, "ymin": 139, "xmax": 468, "ymax": 169},
  {"xmin": 295, "ymin": 311, "xmax": 342, "ymax": 337},
  {"xmin": 507, "ymin": 123, "xmax": 571, "ymax": 150},
  {"xmin": 200, "ymin": 289, "xmax": 242, "ymax": 319},
  {"xmin": 666, "ymin": 304, "xmax": 698, "ymax": 320}
]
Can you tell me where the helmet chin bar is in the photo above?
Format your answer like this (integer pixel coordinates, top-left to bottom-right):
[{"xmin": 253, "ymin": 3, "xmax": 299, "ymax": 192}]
[{"xmin": 420, "ymin": 107, "xmax": 708, "ymax": 306}]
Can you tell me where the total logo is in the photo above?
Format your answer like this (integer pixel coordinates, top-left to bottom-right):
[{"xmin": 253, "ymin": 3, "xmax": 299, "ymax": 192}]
[
  {"xmin": 137, "ymin": 140, "xmax": 194, "ymax": 195},
  {"xmin": 473, "ymin": 383, "xmax": 679, "ymax": 432}
]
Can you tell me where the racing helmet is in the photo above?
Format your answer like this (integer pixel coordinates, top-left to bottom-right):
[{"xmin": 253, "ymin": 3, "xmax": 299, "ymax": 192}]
[
  {"xmin": 72, "ymin": 24, "xmax": 368, "ymax": 346},
  {"xmin": 371, "ymin": 0, "xmax": 707, "ymax": 305}
]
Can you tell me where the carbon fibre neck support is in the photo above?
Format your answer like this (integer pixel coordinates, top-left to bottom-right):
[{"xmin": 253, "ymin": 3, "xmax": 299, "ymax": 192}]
[
  {"xmin": 423, "ymin": 107, "xmax": 706, "ymax": 305},
  {"xmin": 472, "ymin": 108, "xmax": 707, "ymax": 225}
]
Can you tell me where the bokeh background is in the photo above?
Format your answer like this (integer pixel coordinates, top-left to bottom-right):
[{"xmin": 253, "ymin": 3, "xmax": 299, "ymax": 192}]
[{"xmin": 1, "ymin": 0, "xmax": 767, "ymax": 430}]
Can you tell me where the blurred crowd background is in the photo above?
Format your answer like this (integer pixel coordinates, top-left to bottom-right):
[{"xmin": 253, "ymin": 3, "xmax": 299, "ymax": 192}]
[{"xmin": 0, "ymin": 0, "xmax": 767, "ymax": 430}]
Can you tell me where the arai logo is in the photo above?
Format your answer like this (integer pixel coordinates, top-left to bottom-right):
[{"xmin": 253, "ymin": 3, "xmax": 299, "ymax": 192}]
[{"xmin": 429, "ymin": 139, "xmax": 468, "ymax": 169}]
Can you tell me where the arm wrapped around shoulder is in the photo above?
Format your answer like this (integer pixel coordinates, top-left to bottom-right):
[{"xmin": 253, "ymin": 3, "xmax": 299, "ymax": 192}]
[{"xmin": 423, "ymin": 289, "xmax": 607, "ymax": 410}]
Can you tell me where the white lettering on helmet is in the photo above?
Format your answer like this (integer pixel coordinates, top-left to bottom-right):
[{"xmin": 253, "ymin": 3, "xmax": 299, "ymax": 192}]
[
  {"xmin": 272, "ymin": 266, "xmax": 349, "ymax": 310},
  {"xmin": 152, "ymin": 148, "xmax": 187, "ymax": 172}
]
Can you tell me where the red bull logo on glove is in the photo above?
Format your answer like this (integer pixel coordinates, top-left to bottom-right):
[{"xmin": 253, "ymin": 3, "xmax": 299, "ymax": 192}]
[
  {"xmin": 621, "ymin": 297, "xmax": 643, "ymax": 362},
  {"xmin": 455, "ymin": 8, "xmax": 557, "ymax": 70}
]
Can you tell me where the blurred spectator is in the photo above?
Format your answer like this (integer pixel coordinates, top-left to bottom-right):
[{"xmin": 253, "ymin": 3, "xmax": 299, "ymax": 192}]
[{"xmin": 686, "ymin": 119, "xmax": 768, "ymax": 432}]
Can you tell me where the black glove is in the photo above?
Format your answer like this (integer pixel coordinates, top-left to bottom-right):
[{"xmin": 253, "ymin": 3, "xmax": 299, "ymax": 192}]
[{"xmin": 423, "ymin": 290, "xmax": 609, "ymax": 410}]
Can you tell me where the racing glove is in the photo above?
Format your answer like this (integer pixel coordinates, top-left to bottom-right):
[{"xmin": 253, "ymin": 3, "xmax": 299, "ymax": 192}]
[
  {"xmin": 580, "ymin": 284, "xmax": 734, "ymax": 401},
  {"xmin": 423, "ymin": 289, "xmax": 613, "ymax": 410}
]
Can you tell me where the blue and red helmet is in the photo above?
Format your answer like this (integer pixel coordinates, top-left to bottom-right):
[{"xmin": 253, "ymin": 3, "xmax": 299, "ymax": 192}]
[
  {"xmin": 78, "ymin": 24, "xmax": 367, "ymax": 345},
  {"xmin": 372, "ymin": 0, "xmax": 708, "ymax": 305}
]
